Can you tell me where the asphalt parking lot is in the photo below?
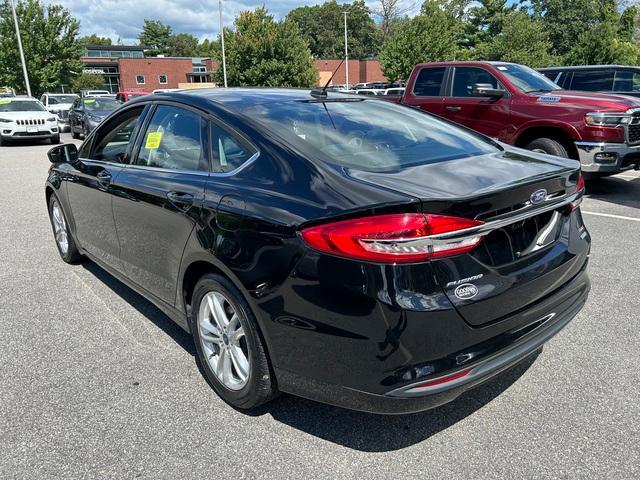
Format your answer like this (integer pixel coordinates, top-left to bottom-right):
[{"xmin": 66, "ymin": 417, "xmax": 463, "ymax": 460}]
[{"xmin": 1, "ymin": 134, "xmax": 639, "ymax": 479}]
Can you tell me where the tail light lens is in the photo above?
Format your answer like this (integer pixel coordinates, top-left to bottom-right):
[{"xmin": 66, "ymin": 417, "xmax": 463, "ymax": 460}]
[
  {"xmin": 566, "ymin": 172, "xmax": 585, "ymax": 213},
  {"xmin": 300, "ymin": 213, "xmax": 484, "ymax": 263}
]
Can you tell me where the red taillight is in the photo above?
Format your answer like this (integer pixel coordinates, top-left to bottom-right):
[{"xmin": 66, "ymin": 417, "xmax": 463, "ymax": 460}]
[
  {"xmin": 576, "ymin": 172, "xmax": 585, "ymax": 193},
  {"xmin": 566, "ymin": 172, "xmax": 586, "ymax": 213},
  {"xmin": 300, "ymin": 213, "xmax": 484, "ymax": 263}
]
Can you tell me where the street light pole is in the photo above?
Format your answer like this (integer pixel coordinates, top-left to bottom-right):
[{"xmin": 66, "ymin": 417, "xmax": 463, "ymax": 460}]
[
  {"xmin": 343, "ymin": 12, "xmax": 349, "ymax": 88},
  {"xmin": 10, "ymin": 0, "xmax": 31, "ymax": 96},
  {"xmin": 219, "ymin": 0, "xmax": 228, "ymax": 88}
]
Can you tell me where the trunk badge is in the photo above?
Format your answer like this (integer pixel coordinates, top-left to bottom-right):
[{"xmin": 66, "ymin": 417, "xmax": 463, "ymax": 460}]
[
  {"xmin": 454, "ymin": 284, "xmax": 479, "ymax": 300},
  {"xmin": 530, "ymin": 189, "xmax": 548, "ymax": 205}
]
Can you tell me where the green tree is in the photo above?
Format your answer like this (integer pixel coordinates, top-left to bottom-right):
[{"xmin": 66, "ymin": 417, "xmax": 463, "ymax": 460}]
[
  {"xmin": 526, "ymin": 0, "xmax": 617, "ymax": 58},
  {"xmin": 477, "ymin": 11, "xmax": 558, "ymax": 67},
  {"xmin": 287, "ymin": 1, "xmax": 379, "ymax": 59},
  {"xmin": 196, "ymin": 38, "xmax": 220, "ymax": 58},
  {"xmin": 379, "ymin": 10, "xmax": 464, "ymax": 81},
  {"xmin": 71, "ymin": 72, "xmax": 104, "ymax": 92},
  {"xmin": 0, "ymin": 0, "xmax": 83, "ymax": 95},
  {"xmin": 467, "ymin": 0, "xmax": 515, "ymax": 47},
  {"xmin": 215, "ymin": 8, "xmax": 318, "ymax": 87},
  {"xmin": 167, "ymin": 33, "xmax": 198, "ymax": 57},
  {"xmin": 79, "ymin": 34, "xmax": 112, "ymax": 46},
  {"xmin": 138, "ymin": 19, "xmax": 172, "ymax": 56}
]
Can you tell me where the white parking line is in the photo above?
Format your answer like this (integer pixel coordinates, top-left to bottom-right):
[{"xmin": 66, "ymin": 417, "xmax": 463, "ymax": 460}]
[{"xmin": 582, "ymin": 211, "xmax": 640, "ymax": 222}]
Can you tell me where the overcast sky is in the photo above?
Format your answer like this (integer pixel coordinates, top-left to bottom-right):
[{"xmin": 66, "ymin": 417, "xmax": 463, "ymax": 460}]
[{"xmin": 50, "ymin": 1, "xmax": 422, "ymax": 44}]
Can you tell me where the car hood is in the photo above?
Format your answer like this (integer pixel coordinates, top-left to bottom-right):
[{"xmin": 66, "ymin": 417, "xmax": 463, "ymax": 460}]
[
  {"xmin": 345, "ymin": 146, "xmax": 578, "ymax": 200},
  {"xmin": 84, "ymin": 110, "xmax": 112, "ymax": 118},
  {"xmin": 528, "ymin": 90, "xmax": 640, "ymax": 111},
  {"xmin": 48, "ymin": 103, "xmax": 73, "ymax": 111},
  {"xmin": 1, "ymin": 111, "xmax": 54, "ymax": 121}
]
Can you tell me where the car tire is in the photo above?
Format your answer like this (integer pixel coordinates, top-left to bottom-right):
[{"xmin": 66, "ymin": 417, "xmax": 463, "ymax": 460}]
[
  {"xmin": 48, "ymin": 194, "xmax": 82, "ymax": 263},
  {"xmin": 83, "ymin": 124, "xmax": 90, "ymax": 139},
  {"xmin": 50, "ymin": 134, "xmax": 60, "ymax": 144},
  {"xmin": 0, "ymin": 135, "xmax": 4, "ymax": 146},
  {"xmin": 190, "ymin": 273, "xmax": 277, "ymax": 410},
  {"xmin": 525, "ymin": 137, "xmax": 569, "ymax": 158},
  {"xmin": 71, "ymin": 128, "xmax": 79, "ymax": 139}
]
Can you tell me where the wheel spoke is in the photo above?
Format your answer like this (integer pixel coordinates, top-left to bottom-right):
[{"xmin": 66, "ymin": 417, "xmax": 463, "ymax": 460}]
[
  {"xmin": 229, "ymin": 345, "xmax": 249, "ymax": 381},
  {"xmin": 227, "ymin": 324, "xmax": 245, "ymax": 344},
  {"xmin": 207, "ymin": 294, "xmax": 227, "ymax": 330}
]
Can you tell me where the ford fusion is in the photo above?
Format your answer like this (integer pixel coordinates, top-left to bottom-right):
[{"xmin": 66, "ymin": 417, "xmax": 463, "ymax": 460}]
[{"xmin": 45, "ymin": 89, "xmax": 590, "ymax": 414}]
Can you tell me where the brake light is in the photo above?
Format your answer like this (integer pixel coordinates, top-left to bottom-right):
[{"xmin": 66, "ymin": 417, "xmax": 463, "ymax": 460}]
[
  {"xmin": 566, "ymin": 172, "xmax": 585, "ymax": 213},
  {"xmin": 300, "ymin": 213, "xmax": 484, "ymax": 263}
]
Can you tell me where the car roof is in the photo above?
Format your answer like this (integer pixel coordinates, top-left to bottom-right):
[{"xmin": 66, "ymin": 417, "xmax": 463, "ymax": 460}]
[
  {"xmin": 145, "ymin": 88, "xmax": 352, "ymax": 111},
  {"xmin": 538, "ymin": 65, "xmax": 638, "ymax": 71}
]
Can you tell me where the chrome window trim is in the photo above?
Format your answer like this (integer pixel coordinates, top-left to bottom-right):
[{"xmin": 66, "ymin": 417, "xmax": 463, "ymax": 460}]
[{"xmin": 123, "ymin": 163, "xmax": 210, "ymax": 176}]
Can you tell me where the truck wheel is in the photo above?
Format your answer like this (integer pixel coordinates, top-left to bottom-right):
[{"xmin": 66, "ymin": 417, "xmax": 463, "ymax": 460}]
[{"xmin": 525, "ymin": 138, "xmax": 569, "ymax": 158}]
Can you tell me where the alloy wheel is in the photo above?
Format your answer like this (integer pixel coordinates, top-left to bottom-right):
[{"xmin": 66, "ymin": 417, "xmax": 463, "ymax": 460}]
[
  {"xmin": 51, "ymin": 199, "xmax": 69, "ymax": 255},
  {"xmin": 197, "ymin": 291, "xmax": 250, "ymax": 391}
]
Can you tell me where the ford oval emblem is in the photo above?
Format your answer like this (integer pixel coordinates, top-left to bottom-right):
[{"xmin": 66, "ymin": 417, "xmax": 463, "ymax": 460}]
[
  {"xmin": 454, "ymin": 283, "xmax": 478, "ymax": 300},
  {"xmin": 530, "ymin": 189, "xmax": 548, "ymax": 205}
]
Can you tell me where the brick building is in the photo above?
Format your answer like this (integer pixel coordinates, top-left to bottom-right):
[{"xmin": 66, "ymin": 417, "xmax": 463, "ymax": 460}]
[
  {"xmin": 314, "ymin": 59, "xmax": 387, "ymax": 86},
  {"xmin": 82, "ymin": 45, "xmax": 214, "ymax": 93},
  {"xmin": 82, "ymin": 45, "xmax": 388, "ymax": 92}
]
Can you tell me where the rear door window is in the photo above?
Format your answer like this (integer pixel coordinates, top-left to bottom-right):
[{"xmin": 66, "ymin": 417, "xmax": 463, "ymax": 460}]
[
  {"xmin": 613, "ymin": 70, "xmax": 640, "ymax": 94},
  {"xmin": 412, "ymin": 67, "xmax": 446, "ymax": 96},
  {"xmin": 570, "ymin": 70, "xmax": 614, "ymax": 91},
  {"xmin": 135, "ymin": 105, "xmax": 208, "ymax": 172}
]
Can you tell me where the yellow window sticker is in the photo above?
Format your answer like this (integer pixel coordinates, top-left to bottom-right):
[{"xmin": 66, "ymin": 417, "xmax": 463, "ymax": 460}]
[
  {"xmin": 83, "ymin": 99, "xmax": 95, "ymax": 104},
  {"xmin": 0, "ymin": 99, "xmax": 11, "ymax": 104},
  {"xmin": 145, "ymin": 131, "xmax": 163, "ymax": 149}
]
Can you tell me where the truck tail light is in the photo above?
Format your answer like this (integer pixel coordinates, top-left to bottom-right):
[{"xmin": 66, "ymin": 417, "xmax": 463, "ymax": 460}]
[{"xmin": 300, "ymin": 213, "xmax": 484, "ymax": 263}]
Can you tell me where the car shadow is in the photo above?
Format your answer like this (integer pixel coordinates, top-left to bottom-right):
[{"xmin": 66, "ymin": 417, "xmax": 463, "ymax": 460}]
[
  {"xmin": 80, "ymin": 260, "xmax": 539, "ymax": 452},
  {"xmin": 586, "ymin": 174, "xmax": 640, "ymax": 210},
  {"xmin": 80, "ymin": 261, "xmax": 195, "ymax": 355}
]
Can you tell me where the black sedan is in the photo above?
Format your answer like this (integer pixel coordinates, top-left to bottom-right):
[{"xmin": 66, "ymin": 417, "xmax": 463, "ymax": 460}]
[
  {"xmin": 68, "ymin": 96, "xmax": 120, "ymax": 139},
  {"xmin": 45, "ymin": 89, "xmax": 590, "ymax": 414}
]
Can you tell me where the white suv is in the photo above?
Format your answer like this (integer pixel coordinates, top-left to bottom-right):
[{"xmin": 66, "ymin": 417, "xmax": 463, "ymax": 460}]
[
  {"xmin": 0, "ymin": 97, "xmax": 59, "ymax": 145},
  {"xmin": 40, "ymin": 93, "xmax": 79, "ymax": 132}
]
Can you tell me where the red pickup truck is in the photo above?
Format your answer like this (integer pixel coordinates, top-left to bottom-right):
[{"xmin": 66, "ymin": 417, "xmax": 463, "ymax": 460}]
[{"xmin": 386, "ymin": 61, "xmax": 640, "ymax": 177}]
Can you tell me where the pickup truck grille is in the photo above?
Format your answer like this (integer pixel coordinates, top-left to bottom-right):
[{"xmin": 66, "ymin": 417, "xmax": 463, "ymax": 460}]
[
  {"xmin": 15, "ymin": 119, "xmax": 45, "ymax": 126},
  {"xmin": 628, "ymin": 123, "xmax": 640, "ymax": 144},
  {"xmin": 472, "ymin": 210, "xmax": 556, "ymax": 266}
]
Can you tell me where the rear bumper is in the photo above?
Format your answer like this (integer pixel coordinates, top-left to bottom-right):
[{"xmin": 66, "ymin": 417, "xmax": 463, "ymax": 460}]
[
  {"xmin": 575, "ymin": 141, "xmax": 640, "ymax": 173},
  {"xmin": 275, "ymin": 263, "xmax": 590, "ymax": 415}
]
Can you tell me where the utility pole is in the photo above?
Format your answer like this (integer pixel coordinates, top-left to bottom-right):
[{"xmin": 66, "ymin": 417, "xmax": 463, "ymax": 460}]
[
  {"xmin": 10, "ymin": 0, "xmax": 31, "ymax": 97},
  {"xmin": 219, "ymin": 0, "xmax": 228, "ymax": 88},
  {"xmin": 343, "ymin": 12, "xmax": 349, "ymax": 88}
]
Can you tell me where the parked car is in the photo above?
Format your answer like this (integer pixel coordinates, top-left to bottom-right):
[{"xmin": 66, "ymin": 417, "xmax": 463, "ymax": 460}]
[
  {"xmin": 0, "ymin": 97, "xmax": 59, "ymax": 145},
  {"xmin": 69, "ymin": 96, "xmax": 120, "ymax": 138},
  {"xmin": 115, "ymin": 90, "xmax": 150, "ymax": 102},
  {"xmin": 45, "ymin": 89, "xmax": 590, "ymax": 414},
  {"xmin": 384, "ymin": 61, "xmax": 640, "ymax": 177},
  {"xmin": 383, "ymin": 87, "xmax": 405, "ymax": 96},
  {"xmin": 355, "ymin": 88, "xmax": 383, "ymax": 96},
  {"xmin": 539, "ymin": 65, "xmax": 640, "ymax": 98},
  {"xmin": 80, "ymin": 89, "xmax": 111, "ymax": 98},
  {"xmin": 152, "ymin": 88, "xmax": 180, "ymax": 94},
  {"xmin": 40, "ymin": 93, "xmax": 79, "ymax": 132}
]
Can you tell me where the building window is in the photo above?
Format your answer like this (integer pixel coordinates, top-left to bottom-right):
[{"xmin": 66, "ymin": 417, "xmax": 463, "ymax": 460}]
[
  {"xmin": 136, "ymin": 75, "xmax": 145, "ymax": 85},
  {"xmin": 159, "ymin": 75, "xmax": 168, "ymax": 84}
]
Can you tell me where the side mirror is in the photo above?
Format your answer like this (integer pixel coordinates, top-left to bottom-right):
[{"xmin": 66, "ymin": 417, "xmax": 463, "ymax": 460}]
[
  {"xmin": 473, "ymin": 83, "xmax": 505, "ymax": 98},
  {"xmin": 48, "ymin": 143, "xmax": 79, "ymax": 164}
]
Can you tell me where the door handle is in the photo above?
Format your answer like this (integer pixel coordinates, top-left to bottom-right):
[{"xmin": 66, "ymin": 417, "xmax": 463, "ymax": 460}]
[
  {"xmin": 96, "ymin": 170, "xmax": 112, "ymax": 188},
  {"xmin": 445, "ymin": 106, "xmax": 462, "ymax": 113},
  {"xmin": 167, "ymin": 191, "xmax": 194, "ymax": 211}
]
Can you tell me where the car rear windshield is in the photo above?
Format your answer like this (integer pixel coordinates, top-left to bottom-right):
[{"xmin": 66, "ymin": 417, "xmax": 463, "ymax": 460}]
[
  {"xmin": 49, "ymin": 95, "xmax": 78, "ymax": 104},
  {"xmin": 246, "ymin": 98, "xmax": 498, "ymax": 172},
  {"xmin": 0, "ymin": 100, "xmax": 46, "ymax": 112},
  {"xmin": 84, "ymin": 98, "xmax": 119, "ymax": 111}
]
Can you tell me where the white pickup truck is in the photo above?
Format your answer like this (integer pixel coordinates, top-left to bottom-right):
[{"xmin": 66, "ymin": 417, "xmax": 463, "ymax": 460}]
[{"xmin": 40, "ymin": 93, "xmax": 79, "ymax": 132}]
